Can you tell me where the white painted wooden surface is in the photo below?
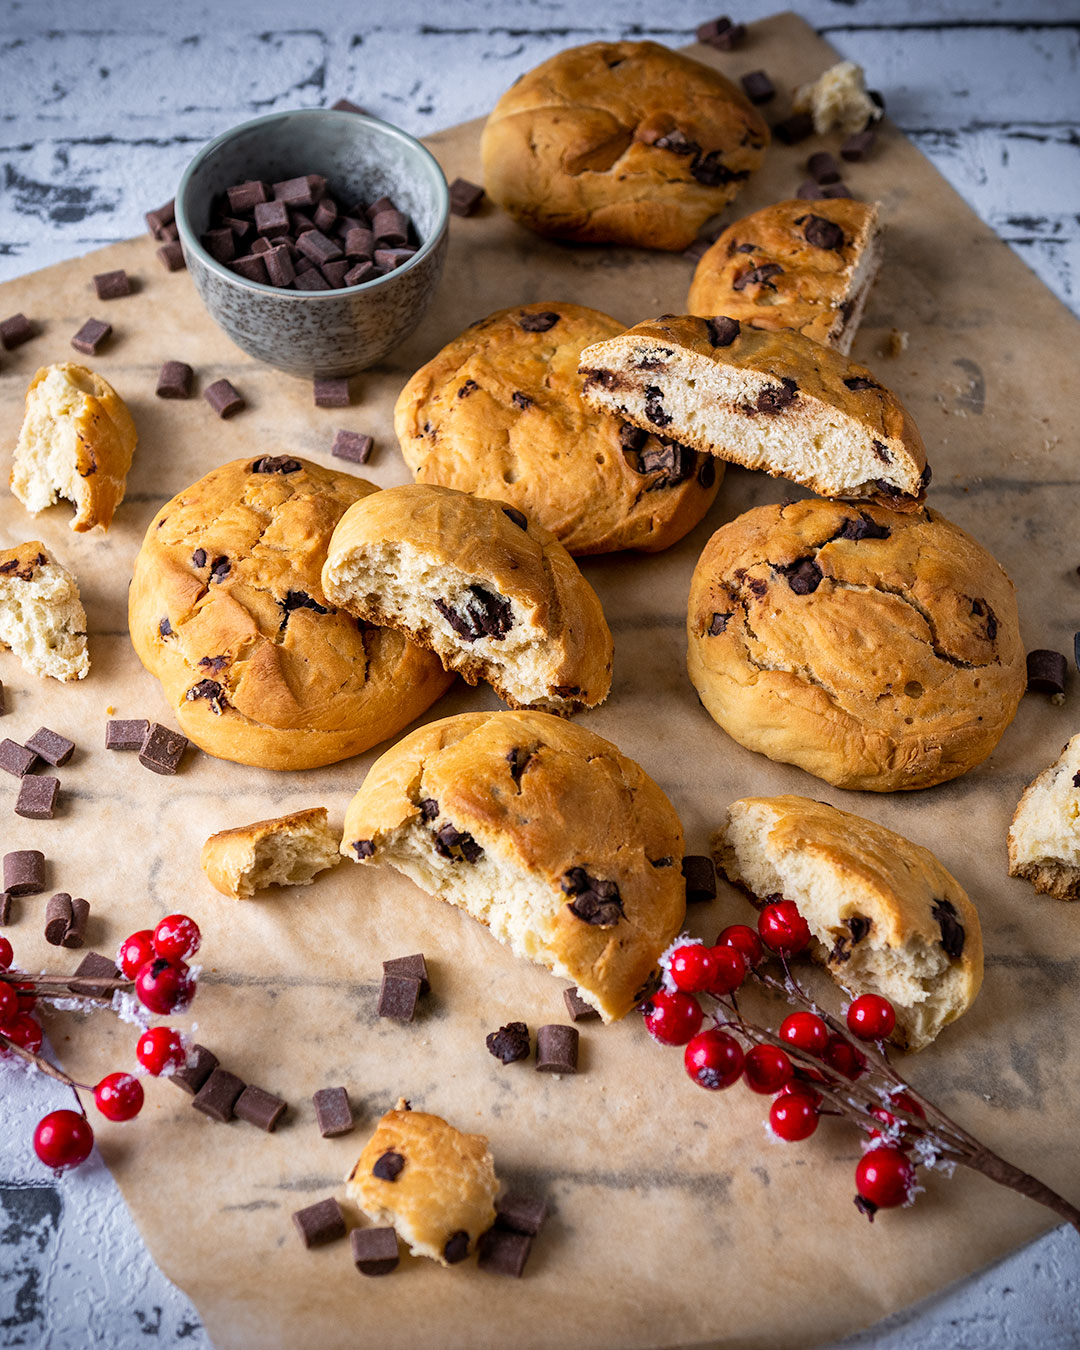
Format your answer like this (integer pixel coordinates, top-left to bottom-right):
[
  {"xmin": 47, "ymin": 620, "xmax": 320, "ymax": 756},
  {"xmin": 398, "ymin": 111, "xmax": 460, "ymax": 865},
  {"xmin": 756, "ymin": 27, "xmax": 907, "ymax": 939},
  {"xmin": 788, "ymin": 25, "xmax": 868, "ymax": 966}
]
[{"xmin": 1, "ymin": 2, "xmax": 1078, "ymax": 1346}]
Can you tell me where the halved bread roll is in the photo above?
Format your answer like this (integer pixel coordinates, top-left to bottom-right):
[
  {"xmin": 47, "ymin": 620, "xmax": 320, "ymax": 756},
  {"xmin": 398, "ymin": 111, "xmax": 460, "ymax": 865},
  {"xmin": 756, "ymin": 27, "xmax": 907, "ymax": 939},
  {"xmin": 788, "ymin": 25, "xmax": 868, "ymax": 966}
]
[
  {"xmin": 0, "ymin": 541, "xmax": 89, "ymax": 681},
  {"xmin": 200, "ymin": 807, "xmax": 341, "ymax": 899}
]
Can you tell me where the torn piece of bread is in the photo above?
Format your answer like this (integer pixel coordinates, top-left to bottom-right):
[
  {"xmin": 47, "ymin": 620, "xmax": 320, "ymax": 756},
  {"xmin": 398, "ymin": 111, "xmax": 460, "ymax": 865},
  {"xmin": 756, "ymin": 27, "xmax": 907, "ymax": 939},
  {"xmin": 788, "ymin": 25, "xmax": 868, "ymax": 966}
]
[
  {"xmin": 340, "ymin": 709, "xmax": 686, "ymax": 1021},
  {"xmin": 11, "ymin": 363, "xmax": 137, "ymax": 532},
  {"xmin": 346, "ymin": 1101, "xmax": 497, "ymax": 1267},
  {"xmin": 0, "ymin": 541, "xmax": 89, "ymax": 681},
  {"xmin": 579, "ymin": 315, "xmax": 928, "ymax": 509},
  {"xmin": 200, "ymin": 807, "xmax": 341, "ymax": 899},
  {"xmin": 1008, "ymin": 734, "xmax": 1080, "ymax": 900},
  {"xmin": 322, "ymin": 484, "xmax": 613, "ymax": 714},
  {"xmin": 714, "ymin": 796, "xmax": 983, "ymax": 1051},
  {"xmin": 793, "ymin": 61, "xmax": 883, "ymax": 137},
  {"xmin": 688, "ymin": 199, "xmax": 883, "ymax": 355}
]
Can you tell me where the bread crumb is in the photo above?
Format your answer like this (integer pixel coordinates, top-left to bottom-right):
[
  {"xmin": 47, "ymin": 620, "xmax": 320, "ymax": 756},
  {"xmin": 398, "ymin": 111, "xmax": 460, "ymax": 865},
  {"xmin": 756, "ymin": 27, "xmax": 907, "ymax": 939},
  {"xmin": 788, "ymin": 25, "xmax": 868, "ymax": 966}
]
[
  {"xmin": 793, "ymin": 61, "xmax": 883, "ymax": 137},
  {"xmin": 106, "ymin": 705, "xmax": 116, "ymax": 715},
  {"xmin": 883, "ymin": 328, "xmax": 909, "ymax": 358}
]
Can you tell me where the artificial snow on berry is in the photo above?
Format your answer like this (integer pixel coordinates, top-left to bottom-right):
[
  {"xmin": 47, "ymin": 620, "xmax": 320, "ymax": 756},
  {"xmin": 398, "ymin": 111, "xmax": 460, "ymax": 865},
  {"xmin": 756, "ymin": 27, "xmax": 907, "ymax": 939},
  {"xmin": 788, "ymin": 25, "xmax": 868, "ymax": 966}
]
[
  {"xmin": 757, "ymin": 900, "xmax": 811, "ymax": 956},
  {"xmin": 846, "ymin": 993, "xmax": 896, "ymax": 1041},
  {"xmin": 152, "ymin": 914, "xmax": 201, "ymax": 962},
  {"xmin": 33, "ymin": 1110, "xmax": 94, "ymax": 1172},
  {"xmin": 136, "ymin": 1026, "xmax": 186, "ymax": 1076},
  {"xmin": 94, "ymin": 1073, "xmax": 145, "ymax": 1122},
  {"xmin": 668, "ymin": 944, "xmax": 717, "ymax": 994},
  {"xmin": 642, "ymin": 990, "xmax": 703, "ymax": 1046},
  {"xmin": 134, "ymin": 959, "xmax": 195, "ymax": 1016},
  {"xmin": 117, "ymin": 930, "xmax": 155, "ymax": 980},
  {"xmin": 870, "ymin": 1092, "xmax": 926, "ymax": 1142},
  {"xmin": 684, "ymin": 1029, "xmax": 744, "ymax": 1090}
]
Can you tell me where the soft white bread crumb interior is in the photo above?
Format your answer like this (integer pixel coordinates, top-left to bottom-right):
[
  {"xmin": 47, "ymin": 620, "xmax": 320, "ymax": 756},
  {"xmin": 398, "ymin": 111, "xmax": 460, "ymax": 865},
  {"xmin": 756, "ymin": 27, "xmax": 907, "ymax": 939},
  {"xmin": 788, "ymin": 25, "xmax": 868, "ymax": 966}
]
[
  {"xmin": 830, "ymin": 227, "xmax": 885, "ymax": 354},
  {"xmin": 0, "ymin": 548, "xmax": 89, "ymax": 681},
  {"xmin": 202, "ymin": 808, "xmax": 341, "ymax": 899},
  {"xmin": 794, "ymin": 60, "xmax": 882, "ymax": 136},
  {"xmin": 11, "ymin": 366, "xmax": 95, "ymax": 517},
  {"xmin": 1008, "ymin": 733, "xmax": 1080, "ymax": 900}
]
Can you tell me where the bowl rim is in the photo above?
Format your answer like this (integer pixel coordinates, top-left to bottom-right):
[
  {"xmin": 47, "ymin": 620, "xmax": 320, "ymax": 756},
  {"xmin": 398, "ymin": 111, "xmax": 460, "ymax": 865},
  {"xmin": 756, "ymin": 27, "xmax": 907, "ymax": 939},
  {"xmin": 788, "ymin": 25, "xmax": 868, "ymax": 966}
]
[{"xmin": 175, "ymin": 108, "xmax": 449, "ymax": 299}]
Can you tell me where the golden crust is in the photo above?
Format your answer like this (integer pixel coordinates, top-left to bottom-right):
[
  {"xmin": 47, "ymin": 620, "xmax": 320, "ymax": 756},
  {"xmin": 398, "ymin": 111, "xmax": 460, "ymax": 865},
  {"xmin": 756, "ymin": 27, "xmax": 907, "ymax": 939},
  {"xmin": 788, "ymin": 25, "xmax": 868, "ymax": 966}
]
[
  {"xmin": 395, "ymin": 302, "xmax": 721, "ymax": 556},
  {"xmin": 687, "ymin": 499, "xmax": 1025, "ymax": 792},
  {"xmin": 128, "ymin": 457, "xmax": 453, "ymax": 770},
  {"xmin": 322, "ymin": 484, "xmax": 613, "ymax": 711},
  {"xmin": 200, "ymin": 806, "xmax": 339, "ymax": 899},
  {"xmin": 688, "ymin": 199, "xmax": 882, "ymax": 350},
  {"xmin": 481, "ymin": 40, "xmax": 768, "ymax": 250},
  {"xmin": 340, "ymin": 710, "xmax": 686, "ymax": 1020},
  {"xmin": 346, "ymin": 1105, "xmax": 497, "ymax": 1266}
]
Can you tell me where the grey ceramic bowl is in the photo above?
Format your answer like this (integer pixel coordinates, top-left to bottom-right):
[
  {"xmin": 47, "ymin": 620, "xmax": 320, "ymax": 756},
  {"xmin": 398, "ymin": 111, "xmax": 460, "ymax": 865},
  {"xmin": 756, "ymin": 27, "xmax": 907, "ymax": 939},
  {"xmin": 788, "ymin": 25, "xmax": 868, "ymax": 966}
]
[{"xmin": 175, "ymin": 109, "xmax": 449, "ymax": 378}]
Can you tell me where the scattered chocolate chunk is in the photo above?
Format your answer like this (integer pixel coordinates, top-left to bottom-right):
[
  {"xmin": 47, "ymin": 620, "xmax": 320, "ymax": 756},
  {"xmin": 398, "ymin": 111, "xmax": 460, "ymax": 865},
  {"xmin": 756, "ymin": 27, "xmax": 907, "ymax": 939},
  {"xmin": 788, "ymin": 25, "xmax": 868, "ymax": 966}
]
[
  {"xmin": 231, "ymin": 253, "xmax": 270, "ymax": 284},
  {"xmin": 486, "ymin": 1021, "xmax": 531, "ymax": 1065},
  {"xmin": 682, "ymin": 855, "xmax": 717, "ymax": 904},
  {"xmin": 449, "ymin": 177, "xmax": 485, "ymax": 216},
  {"xmin": 293, "ymin": 1198, "xmax": 346, "ymax": 1249},
  {"xmin": 779, "ymin": 557, "xmax": 823, "ymax": 594},
  {"xmin": 834, "ymin": 514, "xmax": 890, "ymax": 542},
  {"xmin": 204, "ymin": 379, "xmax": 245, "ymax": 419},
  {"xmin": 841, "ymin": 129, "xmax": 877, "ymax": 162},
  {"xmin": 93, "ymin": 269, "xmax": 131, "ymax": 300},
  {"xmin": 314, "ymin": 377, "xmax": 350, "ymax": 408},
  {"xmin": 1026, "ymin": 649, "xmax": 1067, "ymax": 696},
  {"xmin": 68, "ymin": 951, "xmax": 120, "ymax": 998},
  {"xmin": 156, "ymin": 360, "xmax": 193, "ymax": 399},
  {"xmin": 251, "ymin": 455, "xmax": 301, "ymax": 474},
  {"xmin": 331, "ymin": 97, "xmax": 367, "ymax": 114},
  {"xmin": 444, "ymin": 1230, "xmax": 470, "ymax": 1264},
  {"xmin": 171, "ymin": 1044, "xmax": 218, "ymax": 1095},
  {"xmin": 733, "ymin": 262, "xmax": 783, "ymax": 291},
  {"xmin": 235, "ymin": 1085, "xmax": 287, "ymax": 1132},
  {"xmin": 502, "ymin": 506, "xmax": 528, "ymax": 531},
  {"xmin": 3, "ymin": 850, "xmax": 45, "ymax": 896},
  {"xmin": 807, "ymin": 151, "xmax": 841, "ymax": 185},
  {"xmin": 156, "ymin": 241, "xmax": 186, "ymax": 272},
  {"xmin": 0, "ymin": 739, "xmax": 38, "ymax": 777},
  {"xmin": 71, "ymin": 318, "xmax": 111, "ymax": 356},
  {"xmin": 313, "ymin": 1086, "xmax": 354, "ymax": 1137},
  {"xmin": 536, "ymin": 1024, "xmax": 579, "ymax": 1074},
  {"xmin": 138, "ymin": 723, "xmax": 188, "ymax": 776},
  {"xmin": 383, "ymin": 953, "xmax": 430, "ymax": 994},
  {"xmin": 697, "ymin": 14, "xmax": 746, "ymax": 49},
  {"xmin": 159, "ymin": 223, "xmax": 180, "ymax": 241},
  {"xmin": 330, "ymin": 429, "xmax": 374, "ymax": 464},
  {"xmin": 0, "ymin": 313, "xmax": 34, "ymax": 349},
  {"xmin": 433, "ymin": 586, "xmax": 512, "ymax": 644},
  {"xmin": 350, "ymin": 1226, "xmax": 399, "ymax": 1276},
  {"xmin": 16, "ymin": 775, "xmax": 59, "ymax": 820},
  {"xmin": 518, "ymin": 311, "xmax": 560, "ymax": 332},
  {"xmin": 44, "ymin": 893, "xmax": 75, "ymax": 946},
  {"xmin": 228, "ymin": 180, "xmax": 269, "ymax": 213},
  {"xmin": 754, "ymin": 378, "xmax": 798, "ymax": 413},
  {"xmin": 0, "ymin": 892, "xmax": 10, "ymax": 925},
  {"xmin": 772, "ymin": 112, "xmax": 814, "ymax": 145},
  {"xmin": 24, "ymin": 727, "xmax": 74, "ymax": 767},
  {"xmin": 478, "ymin": 1228, "xmax": 532, "ymax": 1277},
  {"xmin": 433, "ymin": 822, "xmax": 485, "ymax": 864},
  {"xmin": 192, "ymin": 1067, "xmax": 246, "ymax": 1122},
  {"xmin": 377, "ymin": 973, "xmax": 421, "ymax": 1022},
  {"xmin": 373, "ymin": 1150, "xmax": 405, "ymax": 1182},
  {"xmin": 931, "ymin": 898, "xmax": 966, "ymax": 960},
  {"xmin": 496, "ymin": 1191, "xmax": 548, "ymax": 1236},
  {"xmin": 706, "ymin": 316, "xmax": 740, "ymax": 347},
  {"xmin": 644, "ymin": 386, "xmax": 671, "ymax": 427},
  {"xmin": 803, "ymin": 215, "xmax": 845, "ymax": 250},
  {"xmin": 708, "ymin": 611, "xmax": 732, "ymax": 636},
  {"xmin": 740, "ymin": 71, "xmax": 775, "ymax": 105},
  {"xmin": 145, "ymin": 200, "xmax": 175, "ymax": 237},
  {"xmin": 563, "ymin": 987, "xmax": 600, "ymax": 1023}
]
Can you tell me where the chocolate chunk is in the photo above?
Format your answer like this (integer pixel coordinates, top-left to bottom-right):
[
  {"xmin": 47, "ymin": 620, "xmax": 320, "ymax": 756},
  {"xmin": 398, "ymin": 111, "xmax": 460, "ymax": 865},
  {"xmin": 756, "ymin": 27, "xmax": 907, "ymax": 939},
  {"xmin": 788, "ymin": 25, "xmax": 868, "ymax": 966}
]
[
  {"xmin": 772, "ymin": 112, "xmax": 814, "ymax": 145},
  {"xmin": 535, "ymin": 1024, "xmax": 579, "ymax": 1074},
  {"xmin": 290, "ymin": 212, "xmax": 315, "ymax": 236},
  {"xmin": 156, "ymin": 241, "xmax": 186, "ymax": 271},
  {"xmin": 486, "ymin": 1021, "xmax": 531, "ymax": 1065},
  {"xmin": 654, "ymin": 130, "xmax": 701, "ymax": 156},
  {"xmin": 0, "ymin": 739, "xmax": 38, "ymax": 777},
  {"xmin": 373, "ymin": 247, "xmax": 416, "ymax": 272},
  {"xmin": 807, "ymin": 151, "xmax": 841, "ymax": 185},
  {"xmin": 272, "ymin": 176, "xmax": 320, "ymax": 208},
  {"xmin": 344, "ymin": 261, "xmax": 380, "ymax": 285},
  {"xmin": 202, "ymin": 227, "xmax": 237, "ymax": 262},
  {"xmin": 297, "ymin": 229, "xmax": 344, "ymax": 265},
  {"xmin": 71, "ymin": 318, "xmax": 111, "ymax": 356},
  {"xmin": 350, "ymin": 1226, "xmax": 399, "ymax": 1276},
  {"xmin": 372, "ymin": 1150, "xmax": 405, "ymax": 1182},
  {"xmin": 443, "ymin": 1230, "xmax": 470, "ymax": 1264},
  {"xmin": 204, "ymin": 379, "xmax": 245, "ymax": 419},
  {"xmin": 433, "ymin": 822, "xmax": 485, "ymax": 864},
  {"xmin": 159, "ymin": 222, "xmax": 180, "ymax": 241},
  {"xmin": 4, "ymin": 850, "xmax": 45, "ymax": 896},
  {"xmin": 251, "ymin": 455, "xmax": 301, "ymax": 474},
  {"xmin": 235, "ymin": 1085, "xmax": 287, "ymax": 1132},
  {"xmin": 383, "ymin": 953, "xmax": 430, "ymax": 994},
  {"xmin": 433, "ymin": 586, "xmax": 512, "ymax": 644},
  {"xmin": 682, "ymin": 237, "xmax": 713, "ymax": 263},
  {"xmin": 171, "ymin": 1044, "xmax": 218, "ymax": 1095},
  {"xmin": 691, "ymin": 151, "xmax": 750, "ymax": 187},
  {"xmin": 186, "ymin": 679, "xmax": 226, "ymax": 715},
  {"xmin": 970, "ymin": 598, "xmax": 998, "ymax": 641},
  {"xmin": 506, "ymin": 746, "xmax": 534, "ymax": 785},
  {"xmin": 563, "ymin": 987, "xmax": 600, "ymax": 1022},
  {"xmin": 227, "ymin": 181, "xmax": 269, "ymax": 213},
  {"xmin": 293, "ymin": 1198, "xmax": 346, "ymax": 1249},
  {"xmin": 313, "ymin": 198, "xmax": 339, "ymax": 234},
  {"xmin": 697, "ymin": 16, "xmax": 746, "ymax": 49},
  {"xmin": 24, "ymin": 727, "xmax": 74, "ymax": 767},
  {"xmin": 352, "ymin": 839, "xmax": 375, "ymax": 859},
  {"xmin": 0, "ymin": 313, "xmax": 34, "ymax": 349},
  {"xmin": 371, "ymin": 209, "xmax": 410, "ymax": 247},
  {"xmin": 779, "ymin": 557, "xmax": 823, "ymax": 594},
  {"xmin": 68, "ymin": 951, "xmax": 120, "ymax": 998},
  {"xmin": 638, "ymin": 439, "xmax": 695, "ymax": 486},
  {"xmin": 708, "ymin": 611, "xmax": 732, "ymax": 636},
  {"xmin": 1026, "ymin": 649, "xmax": 1067, "ymax": 696},
  {"xmin": 449, "ymin": 177, "xmax": 485, "ymax": 216},
  {"xmin": 740, "ymin": 71, "xmax": 775, "ymax": 105},
  {"xmin": 419, "ymin": 798, "xmax": 440, "ymax": 821},
  {"xmin": 145, "ymin": 200, "xmax": 175, "ymax": 236},
  {"xmin": 321, "ymin": 259, "xmax": 350, "ymax": 288},
  {"xmin": 63, "ymin": 896, "xmax": 89, "ymax": 949},
  {"xmin": 753, "ymin": 378, "xmax": 798, "ymax": 414},
  {"xmin": 210, "ymin": 556, "xmax": 231, "ymax": 584},
  {"xmin": 192, "ymin": 1067, "xmax": 246, "ymax": 1122},
  {"xmin": 803, "ymin": 215, "xmax": 845, "ymax": 251},
  {"xmin": 797, "ymin": 179, "xmax": 854, "ymax": 201},
  {"xmin": 377, "ymin": 973, "xmax": 421, "ymax": 1022},
  {"xmin": 496, "ymin": 1191, "xmax": 549, "ymax": 1235},
  {"xmin": 313, "ymin": 1086, "xmax": 354, "ymax": 1137},
  {"xmin": 511, "ymin": 390, "xmax": 533, "ymax": 411},
  {"xmin": 1073, "ymin": 771, "xmax": 1080, "ymax": 789},
  {"xmin": 844, "ymin": 376, "xmax": 879, "ymax": 391},
  {"xmin": 224, "ymin": 216, "xmax": 253, "ymax": 240},
  {"xmin": 93, "ymin": 269, "xmax": 132, "ymax": 300},
  {"xmin": 230, "ymin": 254, "xmax": 270, "ymax": 284},
  {"xmin": 870, "ymin": 440, "xmax": 892, "ymax": 464},
  {"xmin": 841, "ymin": 129, "xmax": 877, "ymax": 162},
  {"xmin": 518, "ymin": 311, "xmax": 560, "ymax": 332},
  {"xmin": 344, "ymin": 227, "xmax": 375, "ymax": 260},
  {"xmin": 644, "ymin": 386, "xmax": 671, "ymax": 427},
  {"xmin": 502, "ymin": 506, "xmax": 528, "ymax": 531},
  {"xmin": 698, "ymin": 455, "xmax": 716, "ymax": 489},
  {"xmin": 682, "ymin": 855, "xmax": 717, "ymax": 904},
  {"xmin": 566, "ymin": 883, "xmax": 624, "ymax": 926},
  {"xmin": 931, "ymin": 898, "xmax": 966, "ymax": 959},
  {"xmin": 478, "ymin": 1228, "xmax": 532, "ymax": 1278},
  {"xmin": 280, "ymin": 591, "xmax": 328, "ymax": 620},
  {"xmin": 192, "ymin": 548, "xmax": 207, "ymax": 568},
  {"xmin": 847, "ymin": 915, "xmax": 871, "ymax": 944},
  {"xmin": 156, "ymin": 361, "xmax": 193, "ymax": 399},
  {"xmin": 331, "ymin": 429, "xmax": 374, "ymax": 464},
  {"xmin": 331, "ymin": 98, "xmax": 367, "ymax": 114},
  {"xmin": 834, "ymin": 514, "xmax": 890, "ymax": 542},
  {"xmin": 706, "ymin": 316, "xmax": 740, "ymax": 347},
  {"xmin": 619, "ymin": 424, "xmax": 648, "ymax": 452},
  {"xmin": 138, "ymin": 723, "xmax": 188, "ymax": 775},
  {"xmin": 314, "ymin": 377, "xmax": 350, "ymax": 408},
  {"xmin": 44, "ymin": 893, "xmax": 75, "ymax": 946},
  {"xmin": 16, "ymin": 775, "xmax": 59, "ymax": 820},
  {"xmin": 733, "ymin": 262, "xmax": 783, "ymax": 291},
  {"xmin": 0, "ymin": 680, "xmax": 4, "ymax": 714},
  {"xmin": 264, "ymin": 244, "xmax": 296, "ymax": 287}
]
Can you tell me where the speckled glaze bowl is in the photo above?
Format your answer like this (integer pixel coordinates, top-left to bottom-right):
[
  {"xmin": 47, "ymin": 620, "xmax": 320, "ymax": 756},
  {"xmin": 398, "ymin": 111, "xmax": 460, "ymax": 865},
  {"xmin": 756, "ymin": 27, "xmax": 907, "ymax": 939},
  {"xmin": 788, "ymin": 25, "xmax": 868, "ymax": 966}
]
[{"xmin": 175, "ymin": 109, "xmax": 449, "ymax": 378}]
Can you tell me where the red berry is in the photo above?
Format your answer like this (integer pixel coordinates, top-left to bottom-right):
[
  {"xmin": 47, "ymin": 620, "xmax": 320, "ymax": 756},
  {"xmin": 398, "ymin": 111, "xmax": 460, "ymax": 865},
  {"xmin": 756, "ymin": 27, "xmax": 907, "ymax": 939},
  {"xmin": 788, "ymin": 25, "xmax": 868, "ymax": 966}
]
[
  {"xmin": 769, "ymin": 1091, "xmax": 820, "ymax": 1141},
  {"xmin": 870, "ymin": 1092, "xmax": 926, "ymax": 1142},
  {"xmin": 684, "ymin": 1029, "xmax": 744, "ymax": 1090},
  {"xmin": 716, "ymin": 924, "xmax": 763, "ymax": 968},
  {"xmin": 642, "ymin": 990, "xmax": 703, "ymax": 1046},
  {"xmin": 847, "ymin": 993, "xmax": 896, "ymax": 1041},
  {"xmin": 136, "ymin": 1026, "xmax": 186, "ymax": 1076},
  {"xmin": 743, "ymin": 1044, "xmax": 793, "ymax": 1094},
  {"xmin": 15, "ymin": 981, "xmax": 36, "ymax": 1014},
  {"xmin": 779, "ymin": 1011, "xmax": 829, "ymax": 1057},
  {"xmin": 0, "ymin": 982, "xmax": 19, "ymax": 1029},
  {"xmin": 668, "ymin": 944, "xmax": 716, "ymax": 994},
  {"xmin": 788, "ymin": 1079, "xmax": 823, "ymax": 1108},
  {"xmin": 823, "ymin": 1033, "xmax": 867, "ymax": 1080},
  {"xmin": 706, "ymin": 944, "xmax": 746, "ymax": 996},
  {"xmin": 34, "ymin": 1109, "xmax": 94, "ymax": 1172},
  {"xmin": 94, "ymin": 1072, "xmax": 145, "ymax": 1122},
  {"xmin": 758, "ymin": 900, "xmax": 811, "ymax": 956},
  {"xmin": 134, "ymin": 959, "xmax": 195, "ymax": 1015},
  {"xmin": 855, "ymin": 1146, "xmax": 916, "ymax": 1212},
  {"xmin": 117, "ymin": 930, "xmax": 155, "ymax": 980},
  {"xmin": 0, "ymin": 936, "xmax": 13, "ymax": 970},
  {"xmin": 152, "ymin": 914, "xmax": 201, "ymax": 962},
  {"xmin": 2, "ymin": 1012, "xmax": 43, "ymax": 1054}
]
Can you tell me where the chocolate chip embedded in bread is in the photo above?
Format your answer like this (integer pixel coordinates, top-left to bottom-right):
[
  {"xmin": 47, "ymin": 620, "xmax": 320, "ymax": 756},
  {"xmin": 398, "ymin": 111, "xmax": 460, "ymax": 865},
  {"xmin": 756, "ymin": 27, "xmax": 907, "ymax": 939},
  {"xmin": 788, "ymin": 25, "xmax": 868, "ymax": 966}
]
[
  {"xmin": 511, "ymin": 391, "xmax": 533, "ymax": 410},
  {"xmin": 352, "ymin": 839, "xmax": 375, "ymax": 859},
  {"xmin": 708, "ymin": 611, "xmax": 732, "ymax": 636},
  {"xmin": 753, "ymin": 378, "xmax": 798, "ymax": 414},
  {"xmin": 372, "ymin": 1149, "xmax": 405, "ymax": 1181},
  {"xmin": 644, "ymin": 386, "xmax": 672, "ymax": 427},
  {"xmin": 803, "ymin": 215, "xmax": 845, "ymax": 251},
  {"xmin": 518, "ymin": 311, "xmax": 560, "ymax": 332},
  {"xmin": 778, "ymin": 557, "xmax": 823, "ymax": 595},
  {"xmin": 705, "ymin": 316, "xmax": 740, "ymax": 347},
  {"xmin": 419, "ymin": 798, "xmax": 439, "ymax": 821},
  {"xmin": 847, "ymin": 914, "xmax": 871, "ymax": 944},
  {"xmin": 931, "ymin": 898, "xmax": 966, "ymax": 959},
  {"xmin": 502, "ymin": 506, "xmax": 528, "ymax": 530},
  {"xmin": 619, "ymin": 423, "xmax": 649, "ymax": 452},
  {"xmin": 733, "ymin": 262, "xmax": 783, "ymax": 292},
  {"xmin": 433, "ymin": 823, "xmax": 484, "ymax": 864},
  {"xmin": 564, "ymin": 870, "xmax": 624, "ymax": 926},
  {"xmin": 444, "ymin": 1230, "xmax": 470, "ymax": 1264},
  {"xmin": 833, "ymin": 515, "xmax": 890, "ymax": 543},
  {"xmin": 251, "ymin": 455, "xmax": 301, "ymax": 474},
  {"xmin": 506, "ymin": 746, "xmax": 535, "ymax": 784},
  {"xmin": 433, "ymin": 586, "xmax": 513, "ymax": 644},
  {"xmin": 844, "ymin": 376, "xmax": 879, "ymax": 392},
  {"xmin": 1026, "ymin": 649, "xmax": 1067, "ymax": 696},
  {"xmin": 186, "ymin": 679, "xmax": 226, "ymax": 715}
]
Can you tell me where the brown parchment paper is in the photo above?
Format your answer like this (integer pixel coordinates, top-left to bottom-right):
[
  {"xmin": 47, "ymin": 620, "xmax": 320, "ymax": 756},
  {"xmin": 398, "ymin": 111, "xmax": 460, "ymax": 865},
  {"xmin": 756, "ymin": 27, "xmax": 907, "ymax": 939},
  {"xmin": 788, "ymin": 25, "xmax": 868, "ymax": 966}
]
[{"xmin": 1, "ymin": 13, "xmax": 1078, "ymax": 1349}]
